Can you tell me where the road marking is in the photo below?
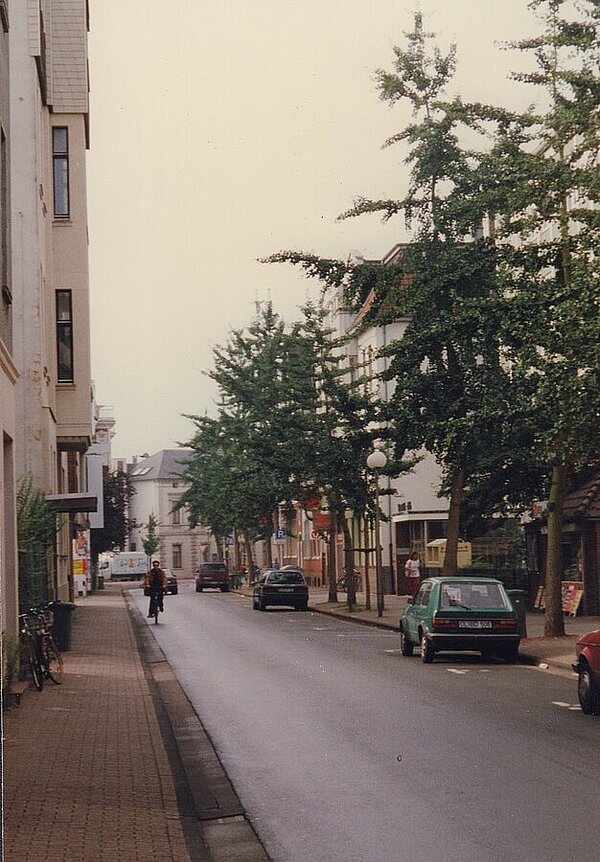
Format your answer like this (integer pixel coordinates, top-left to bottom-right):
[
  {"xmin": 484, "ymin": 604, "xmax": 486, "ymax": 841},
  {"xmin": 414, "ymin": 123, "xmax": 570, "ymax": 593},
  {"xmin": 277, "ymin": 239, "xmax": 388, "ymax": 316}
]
[
  {"xmin": 447, "ymin": 668, "xmax": 468, "ymax": 675},
  {"xmin": 384, "ymin": 649, "xmax": 403, "ymax": 654},
  {"xmin": 552, "ymin": 701, "xmax": 571, "ymax": 707}
]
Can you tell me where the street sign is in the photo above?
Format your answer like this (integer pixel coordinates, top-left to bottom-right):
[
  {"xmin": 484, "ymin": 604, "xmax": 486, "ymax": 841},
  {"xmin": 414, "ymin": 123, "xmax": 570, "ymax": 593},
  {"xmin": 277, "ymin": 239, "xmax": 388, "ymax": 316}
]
[{"xmin": 275, "ymin": 527, "xmax": 287, "ymax": 543}]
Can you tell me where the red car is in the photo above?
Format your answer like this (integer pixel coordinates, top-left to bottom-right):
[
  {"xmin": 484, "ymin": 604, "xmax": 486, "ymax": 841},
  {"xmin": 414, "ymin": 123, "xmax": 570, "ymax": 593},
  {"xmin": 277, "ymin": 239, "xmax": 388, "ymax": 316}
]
[{"xmin": 572, "ymin": 629, "xmax": 600, "ymax": 715}]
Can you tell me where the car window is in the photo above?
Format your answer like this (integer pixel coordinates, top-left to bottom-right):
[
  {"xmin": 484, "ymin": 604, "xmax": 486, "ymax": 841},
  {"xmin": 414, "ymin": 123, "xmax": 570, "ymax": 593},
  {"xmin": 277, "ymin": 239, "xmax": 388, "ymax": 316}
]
[
  {"xmin": 418, "ymin": 584, "xmax": 432, "ymax": 607},
  {"xmin": 440, "ymin": 582, "xmax": 507, "ymax": 608},
  {"xmin": 201, "ymin": 564, "xmax": 226, "ymax": 573},
  {"xmin": 267, "ymin": 571, "xmax": 305, "ymax": 584},
  {"xmin": 413, "ymin": 583, "xmax": 431, "ymax": 607}
]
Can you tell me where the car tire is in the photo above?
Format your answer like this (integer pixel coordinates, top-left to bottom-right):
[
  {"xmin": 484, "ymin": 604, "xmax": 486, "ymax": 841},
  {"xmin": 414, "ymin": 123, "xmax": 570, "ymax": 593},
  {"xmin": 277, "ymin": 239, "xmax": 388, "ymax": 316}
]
[
  {"xmin": 296, "ymin": 602, "xmax": 308, "ymax": 612},
  {"xmin": 252, "ymin": 598, "xmax": 259, "ymax": 610},
  {"xmin": 196, "ymin": 585, "xmax": 203, "ymax": 592},
  {"xmin": 258, "ymin": 599, "xmax": 267, "ymax": 611},
  {"xmin": 578, "ymin": 664, "xmax": 600, "ymax": 715},
  {"xmin": 400, "ymin": 630, "xmax": 414, "ymax": 657},
  {"xmin": 503, "ymin": 645, "xmax": 519, "ymax": 664},
  {"xmin": 221, "ymin": 586, "xmax": 230, "ymax": 592},
  {"xmin": 420, "ymin": 633, "xmax": 435, "ymax": 664}
]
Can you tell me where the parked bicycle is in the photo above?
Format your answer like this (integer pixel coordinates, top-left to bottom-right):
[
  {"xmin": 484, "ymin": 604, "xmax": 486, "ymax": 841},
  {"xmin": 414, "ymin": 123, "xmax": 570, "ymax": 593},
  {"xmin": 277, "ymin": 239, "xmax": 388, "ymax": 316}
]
[
  {"xmin": 19, "ymin": 604, "xmax": 64, "ymax": 690},
  {"xmin": 336, "ymin": 572, "xmax": 361, "ymax": 592}
]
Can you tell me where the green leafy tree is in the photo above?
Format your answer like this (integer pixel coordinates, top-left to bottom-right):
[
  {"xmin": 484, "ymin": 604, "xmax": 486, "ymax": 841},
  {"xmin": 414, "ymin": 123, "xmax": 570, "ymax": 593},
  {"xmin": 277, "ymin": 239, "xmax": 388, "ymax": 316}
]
[
  {"xmin": 17, "ymin": 476, "xmax": 58, "ymax": 612},
  {"xmin": 142, "ymin": 512, "xmax": 160, "ymax": 562},
  {"xmin": 90, "ymin": 469, "xmax": 135, "ymax": 560},
  {"xmin": 488, "ymin": 0, "xmax": 600, "ymax": 634}
]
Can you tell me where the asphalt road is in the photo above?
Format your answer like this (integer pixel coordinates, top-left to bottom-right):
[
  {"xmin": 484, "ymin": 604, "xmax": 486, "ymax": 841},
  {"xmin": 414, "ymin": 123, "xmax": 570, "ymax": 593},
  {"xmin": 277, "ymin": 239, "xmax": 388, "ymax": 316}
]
[{"xmin": 132, "ymin": 584, "xmax": 600, "ymax": 862}]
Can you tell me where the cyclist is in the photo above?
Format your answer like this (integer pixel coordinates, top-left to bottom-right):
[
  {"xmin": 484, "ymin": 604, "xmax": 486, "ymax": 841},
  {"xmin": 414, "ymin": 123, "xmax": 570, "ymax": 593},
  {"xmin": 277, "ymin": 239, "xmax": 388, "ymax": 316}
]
[{"xmin": 144, "ymin": 560, "xmax": 168, "ymax": 617}]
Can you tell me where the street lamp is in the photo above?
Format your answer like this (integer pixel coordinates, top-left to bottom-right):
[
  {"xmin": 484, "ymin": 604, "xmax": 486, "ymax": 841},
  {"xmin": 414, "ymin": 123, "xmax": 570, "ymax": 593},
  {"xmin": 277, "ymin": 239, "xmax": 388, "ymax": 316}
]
[{"xmin": 367, "ymin": 448, "xmax": 387, "ymax": 617}]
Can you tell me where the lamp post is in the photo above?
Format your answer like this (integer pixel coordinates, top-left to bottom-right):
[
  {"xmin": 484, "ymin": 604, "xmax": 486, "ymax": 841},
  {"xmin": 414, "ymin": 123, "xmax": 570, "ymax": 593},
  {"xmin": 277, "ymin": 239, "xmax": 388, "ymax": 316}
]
[{"xmin": 367, "ymin": 448, "xmax": 387, "ymax": 617}]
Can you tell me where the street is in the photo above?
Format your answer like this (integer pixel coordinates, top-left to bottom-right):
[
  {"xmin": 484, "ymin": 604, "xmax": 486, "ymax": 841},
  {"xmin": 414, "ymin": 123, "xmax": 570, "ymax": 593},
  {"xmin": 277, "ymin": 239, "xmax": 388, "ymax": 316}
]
[{"xmin": 132, "ymin": 584, "xmax": 600, "ymax": 862}]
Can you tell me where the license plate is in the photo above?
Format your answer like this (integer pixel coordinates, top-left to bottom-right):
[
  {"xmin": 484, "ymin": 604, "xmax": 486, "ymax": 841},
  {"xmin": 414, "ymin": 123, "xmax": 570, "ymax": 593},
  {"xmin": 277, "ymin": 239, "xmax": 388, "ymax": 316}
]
[
  {"xmin": 278, "ymin": 588, "xmax": 294, "ymax": 593},
  {"xmin": 459, "ymin": 620, "xmax": 492, "ymax": 629}
]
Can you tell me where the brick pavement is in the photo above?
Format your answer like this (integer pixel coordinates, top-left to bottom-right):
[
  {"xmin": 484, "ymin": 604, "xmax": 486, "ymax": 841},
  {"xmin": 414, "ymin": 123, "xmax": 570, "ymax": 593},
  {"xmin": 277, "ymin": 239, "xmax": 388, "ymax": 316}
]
[{"xmin": 3, "ymin": 591, "xmax": 193, "ymax": 862}]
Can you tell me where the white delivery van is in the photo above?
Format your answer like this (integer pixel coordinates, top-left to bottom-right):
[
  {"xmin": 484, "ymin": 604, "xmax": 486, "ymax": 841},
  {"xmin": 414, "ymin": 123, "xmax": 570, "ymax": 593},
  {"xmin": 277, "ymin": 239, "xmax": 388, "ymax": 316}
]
[{"xmin": 109, "ymin": 552, "xmax": 148, "ymax": 580}]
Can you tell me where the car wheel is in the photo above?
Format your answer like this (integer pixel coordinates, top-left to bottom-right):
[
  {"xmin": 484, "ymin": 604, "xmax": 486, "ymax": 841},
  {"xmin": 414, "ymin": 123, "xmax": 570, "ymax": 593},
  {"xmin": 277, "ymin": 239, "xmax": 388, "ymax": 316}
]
[
  {"xmin": 258, "ymin": 598, "xmax": 267, "ymax": 611},
  {"xmin": 420, "ymin": 633, "xmax": 435, "ymax": 664},
  {"xmin": 400, "ymin": 630, "xmax": 414, "ymax": 657},
  {"xmin": 503, "ymin": 645, "xmax": 519, "ymax": 664},
  {"xmin": 578, "ymin": 664, "xmax": 600, "ymax": 715},
  {"xmin": 296, "ymin": 602, "xmax": 308, "ymax": 612},
  {"xmin": 196, "ymin": 585, "xmax": 203, "ymax": 592},
  {"xmin": 252, "ymin": 598, "xmax": 259, "ymax": 610},
  {"xmin": 221, "ymin": 586, "xmax": 230, "ymax": 592}
]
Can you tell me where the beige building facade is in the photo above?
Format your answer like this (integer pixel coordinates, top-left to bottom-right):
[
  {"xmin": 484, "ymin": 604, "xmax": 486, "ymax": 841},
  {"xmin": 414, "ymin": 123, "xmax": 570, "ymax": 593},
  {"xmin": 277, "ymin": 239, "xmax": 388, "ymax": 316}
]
[{"xmin": 10, "ymin": 0, "xmax": 93, "ymax": 603}]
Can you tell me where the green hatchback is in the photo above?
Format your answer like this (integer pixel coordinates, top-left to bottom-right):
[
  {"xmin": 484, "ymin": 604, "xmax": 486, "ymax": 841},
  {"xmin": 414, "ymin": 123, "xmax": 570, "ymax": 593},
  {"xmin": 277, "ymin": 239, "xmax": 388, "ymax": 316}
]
[{"xmin": 399, "ymin": 577, "xmax": 520, "ymax": 664}]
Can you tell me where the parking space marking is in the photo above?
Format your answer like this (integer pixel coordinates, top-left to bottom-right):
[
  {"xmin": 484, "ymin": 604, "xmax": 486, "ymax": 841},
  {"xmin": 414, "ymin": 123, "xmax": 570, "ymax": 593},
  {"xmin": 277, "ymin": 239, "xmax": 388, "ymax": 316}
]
[
  {"xmin": 552, "ymin": 701, "xmax": 581, "ymax": 710},
  {"xmin": 447, "ymin": 668, "xmax": 469, "ymax": 675}
]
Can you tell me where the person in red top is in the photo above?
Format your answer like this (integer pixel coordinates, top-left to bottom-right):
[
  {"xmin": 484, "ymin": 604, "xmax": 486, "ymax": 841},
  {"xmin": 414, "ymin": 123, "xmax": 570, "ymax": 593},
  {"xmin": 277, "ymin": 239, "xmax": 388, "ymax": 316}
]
[
  {"xmin": 404, "ymin": 551, "xmax": 421, "ymax": 597},
  {"xmin": 144, "ymin": 560, "xmax": 168, "ymax": 617}
]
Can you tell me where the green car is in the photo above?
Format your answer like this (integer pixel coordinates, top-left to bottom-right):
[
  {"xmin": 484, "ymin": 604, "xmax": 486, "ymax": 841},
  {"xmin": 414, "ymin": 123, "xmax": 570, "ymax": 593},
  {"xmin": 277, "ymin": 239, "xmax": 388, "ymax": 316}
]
[{"xmin": 399, "ymin": 577, "xmax": 520, "ymax": 664}]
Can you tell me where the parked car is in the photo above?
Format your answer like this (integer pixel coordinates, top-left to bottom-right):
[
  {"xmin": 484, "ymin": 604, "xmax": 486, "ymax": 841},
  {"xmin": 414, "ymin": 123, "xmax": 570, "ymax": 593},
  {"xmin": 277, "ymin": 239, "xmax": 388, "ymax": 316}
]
[
  {"xmin": 163, "ymin": 569, "xmax": 178, "ymax": 595},
  {"xmin": 195, "ymin": 562, "xmax": 229, "ymax": 592},
  {"xmin": 572, "ymin": 628, "xmax": 600, "ymax": 715},
  {"xmin": 253, "ymin": 568, "xmax": 308, "ymax": 611},
  {"xmin": 399, "ymin": 577, "xmax": 520, "ymax": 664}
]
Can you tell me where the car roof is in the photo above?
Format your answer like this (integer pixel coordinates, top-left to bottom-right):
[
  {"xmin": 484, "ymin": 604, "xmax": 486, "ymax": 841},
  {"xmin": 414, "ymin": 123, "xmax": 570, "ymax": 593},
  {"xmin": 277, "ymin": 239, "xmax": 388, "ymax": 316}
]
[{"xmin": 425, "ymin": 576, "xmax": 504, "ymax": 585}]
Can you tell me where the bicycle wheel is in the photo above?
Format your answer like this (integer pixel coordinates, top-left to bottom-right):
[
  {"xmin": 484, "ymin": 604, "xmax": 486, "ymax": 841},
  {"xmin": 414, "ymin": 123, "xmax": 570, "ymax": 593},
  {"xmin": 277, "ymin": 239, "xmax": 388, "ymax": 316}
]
[
  {"xmin": 44, "ymin": 636, "xmax": 64, "ymax": 684},
  {"xmin": 26, "ymin": 639, "xmax": 44, "ymax": 691},
  {"xmin": 154, "ymin": 602, "xmax": 159, "ymax": 624}
]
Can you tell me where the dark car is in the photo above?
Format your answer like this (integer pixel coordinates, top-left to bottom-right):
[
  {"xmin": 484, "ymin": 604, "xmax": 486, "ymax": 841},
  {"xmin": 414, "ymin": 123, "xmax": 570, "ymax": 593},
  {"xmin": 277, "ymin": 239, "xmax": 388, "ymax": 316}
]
[
  {"xmin": 399, "ymin": 577, "xmax": 520, "ymax": 663},
  {"xmin": 195, "ymin": 562, "xmax": 229, "ymax": 592},
  {"xmin": 163, "ymin": 569, "xmax": 178, "ymax": 595},
  {"xmin": 572, "ymin": 628, "xmax": 600, "ymax": 714},
  {"xmin": 253, "ymin": 568, "xmax": 308, "ymax": 611}
]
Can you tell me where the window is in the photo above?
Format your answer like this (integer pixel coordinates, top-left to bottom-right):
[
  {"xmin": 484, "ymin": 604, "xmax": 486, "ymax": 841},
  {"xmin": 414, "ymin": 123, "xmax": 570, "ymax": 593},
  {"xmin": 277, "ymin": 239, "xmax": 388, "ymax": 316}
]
[
  {"xmin": 52, "ymin": 127, "xmax": 69, "ymax": 218},
  {"xmin": 172, "ymin": 544, "xmax": 182, "ymax": 569},
  {"xmin": 56, "ymin": 291, "xmax": 74, "ymax": 382},
  {"xmin": 171, "ymin": 506, "xmax": 181, "ymax": 526}
]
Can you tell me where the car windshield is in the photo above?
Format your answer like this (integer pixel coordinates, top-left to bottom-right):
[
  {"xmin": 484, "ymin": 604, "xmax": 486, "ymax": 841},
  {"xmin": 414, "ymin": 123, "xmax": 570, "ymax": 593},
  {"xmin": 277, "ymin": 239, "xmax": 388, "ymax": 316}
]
[
  {"xmin": 268, "ymin": 572, "xmax": 305, "ymax": 585},
  {"xmin": 203, "ymin": 564, "xmax": 226, "ymax": 572},
  {"xmin": 440, "ymin": 582, "xmax": 507, "ymax": 609}
]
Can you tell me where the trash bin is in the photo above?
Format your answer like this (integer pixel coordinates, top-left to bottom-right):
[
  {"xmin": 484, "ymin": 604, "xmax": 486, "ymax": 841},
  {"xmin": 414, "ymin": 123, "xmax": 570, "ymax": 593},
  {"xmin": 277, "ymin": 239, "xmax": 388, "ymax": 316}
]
[
  {"xmin": 51, "ymin": 601, "xmax": 76, "ymax": 652},
  {"xmin": 507, "ymin": 589, "xmax": 528, "ymax": 638}
]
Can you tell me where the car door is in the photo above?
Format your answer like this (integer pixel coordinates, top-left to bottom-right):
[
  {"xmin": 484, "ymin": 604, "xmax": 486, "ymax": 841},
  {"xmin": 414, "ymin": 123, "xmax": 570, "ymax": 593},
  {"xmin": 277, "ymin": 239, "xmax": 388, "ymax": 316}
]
[{"xmin": 404, "ymin": 581, "xmax": 433, "ymax": 642}]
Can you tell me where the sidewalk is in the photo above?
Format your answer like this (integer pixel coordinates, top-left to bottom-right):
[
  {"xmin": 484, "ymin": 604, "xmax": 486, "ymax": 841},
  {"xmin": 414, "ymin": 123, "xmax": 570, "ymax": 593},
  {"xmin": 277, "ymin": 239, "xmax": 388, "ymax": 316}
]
[
  {"xmin": 2, "ymin": 590, "xmax": 195, "ymax": 862},
  {"xmin": 239, "ymin": 585, "xmax": 600, "ymax": 672}
]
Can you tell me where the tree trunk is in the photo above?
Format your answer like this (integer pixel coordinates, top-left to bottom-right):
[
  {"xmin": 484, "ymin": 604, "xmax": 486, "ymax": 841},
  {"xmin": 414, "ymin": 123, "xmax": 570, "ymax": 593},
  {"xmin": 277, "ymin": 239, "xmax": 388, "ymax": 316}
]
[
  {"xmin": 327, "ymin": 509, "xmax": 338, "ymax": 603},
  {"xmin": 544, "ymin": 462, "xmax": 567, "ymax": 637},
  {"xmin": 342, "ymin": 514, "xmax": 356, "ymax": 610},
  {"xmin": 243, "ymin": 531, "xmax": 255, "ymax": 579},
  {"xmin": 442, "ymin": 466, "xmax": 465, "ymax": 577},
  {"xmin": 363, "ymin": 514, "xmax": 371, "ymax": 611}
]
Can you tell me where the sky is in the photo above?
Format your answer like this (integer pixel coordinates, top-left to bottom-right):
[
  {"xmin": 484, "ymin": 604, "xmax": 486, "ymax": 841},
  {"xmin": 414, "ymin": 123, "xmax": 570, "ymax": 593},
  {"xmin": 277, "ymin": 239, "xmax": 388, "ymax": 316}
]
[{"xmin": 87, "ymin": 0, "xmax": 544, "ymax": 460}]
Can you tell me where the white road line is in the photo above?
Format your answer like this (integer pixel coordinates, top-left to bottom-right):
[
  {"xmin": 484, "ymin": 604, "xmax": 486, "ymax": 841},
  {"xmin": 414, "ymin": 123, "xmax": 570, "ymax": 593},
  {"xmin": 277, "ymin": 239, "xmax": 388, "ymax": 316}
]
[
  {"xmin": 552, "ymin": 701, "xmax": 571, "ymax": 707},
  {"xmin": 447, "ymin": 668, "xmax": 468, "ymax": 675}
]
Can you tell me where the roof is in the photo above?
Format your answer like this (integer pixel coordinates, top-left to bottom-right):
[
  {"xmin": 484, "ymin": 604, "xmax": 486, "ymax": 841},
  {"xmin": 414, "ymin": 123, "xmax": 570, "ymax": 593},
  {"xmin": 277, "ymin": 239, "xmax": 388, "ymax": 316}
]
[
  {"xmin": 129, "ymin": 449, "xmax": 193, "ymax": 482},
  {"xmin": 563, "ymin": 468, "xmax": 600, "ymax": 521}
]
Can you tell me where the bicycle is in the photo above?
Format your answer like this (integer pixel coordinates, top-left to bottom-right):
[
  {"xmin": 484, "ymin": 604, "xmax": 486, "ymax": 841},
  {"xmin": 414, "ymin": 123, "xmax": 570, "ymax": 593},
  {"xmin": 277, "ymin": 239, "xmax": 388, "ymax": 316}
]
[
  {"xmin": 336, "ymin": 573, "xmax": 361, "ymax": 592},
  {"xmin": 19, "ymin": 612, "xmax": 44, "ymax": 691},
  {"xmin": 147, "ymin": 589, "xmax": 165, "ymax": 624},
  {"xmin": 29, "ymin": 605, "xmax": 64, "ymax": 685}
]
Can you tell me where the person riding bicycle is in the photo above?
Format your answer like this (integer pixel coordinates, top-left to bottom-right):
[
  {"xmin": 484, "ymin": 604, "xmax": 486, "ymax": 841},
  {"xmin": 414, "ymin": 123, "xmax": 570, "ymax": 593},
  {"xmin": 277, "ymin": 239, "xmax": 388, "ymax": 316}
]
[{"xmin": 144, "ymin": 560, "xmax": 168, "ymax": 617}]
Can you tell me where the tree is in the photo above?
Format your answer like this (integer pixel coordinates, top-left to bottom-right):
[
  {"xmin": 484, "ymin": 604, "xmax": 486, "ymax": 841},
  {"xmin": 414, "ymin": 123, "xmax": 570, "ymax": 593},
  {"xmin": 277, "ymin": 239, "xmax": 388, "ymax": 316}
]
[
  {"xmin": 489, "ymin": 0, "xmax": 600, "ymax": 634},
  {"xmin": 90, "ymin": 469, "xmax": 135, "ymax": 560},
  {"xmin": 142, "ymin": 513, "xmax": 160, "ymax": 561},
  {"xmin": 17, "ymin": 476, "xmax": 58, "ymax": 612}
]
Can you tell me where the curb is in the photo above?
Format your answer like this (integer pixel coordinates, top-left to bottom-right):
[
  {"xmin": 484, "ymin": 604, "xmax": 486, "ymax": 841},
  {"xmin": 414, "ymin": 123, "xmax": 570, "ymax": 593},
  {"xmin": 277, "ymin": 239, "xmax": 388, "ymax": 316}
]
[{"xmin": 125, "ymin": 591, "xmax": 271, "ymax": 862}]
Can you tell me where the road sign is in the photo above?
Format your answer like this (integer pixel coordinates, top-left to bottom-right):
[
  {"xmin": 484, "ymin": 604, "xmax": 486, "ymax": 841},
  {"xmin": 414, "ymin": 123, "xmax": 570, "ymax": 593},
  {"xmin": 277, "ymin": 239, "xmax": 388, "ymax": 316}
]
[{"xmin": 275, "ymin": 527, "xmax": 287, "ymax": 543}]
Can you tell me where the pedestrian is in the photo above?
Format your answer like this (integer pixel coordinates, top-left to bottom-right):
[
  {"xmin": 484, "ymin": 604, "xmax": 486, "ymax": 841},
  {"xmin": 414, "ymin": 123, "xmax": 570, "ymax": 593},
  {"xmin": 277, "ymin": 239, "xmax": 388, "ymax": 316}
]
[
  {"xmin": 404, "ymin": 551, "xmax": 421, "ymax": 597},
  {"xmin": 144, "ymin": 560, "xmax": 168, "ymax": 616}
]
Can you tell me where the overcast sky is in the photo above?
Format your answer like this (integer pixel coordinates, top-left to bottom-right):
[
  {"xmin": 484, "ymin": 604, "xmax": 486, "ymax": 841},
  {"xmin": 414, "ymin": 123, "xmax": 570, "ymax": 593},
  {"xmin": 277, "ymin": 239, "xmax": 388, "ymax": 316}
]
[{"xmin": 87, "ymin": 0, "xmax": 544, "ymax": 459}]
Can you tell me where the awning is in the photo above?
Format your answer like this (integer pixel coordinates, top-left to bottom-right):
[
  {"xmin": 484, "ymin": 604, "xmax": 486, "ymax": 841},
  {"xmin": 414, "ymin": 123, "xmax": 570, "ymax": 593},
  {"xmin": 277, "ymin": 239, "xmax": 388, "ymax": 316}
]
[{"xmin": 45, "ymin": 493, "xmax": 98, "ymax": 513}]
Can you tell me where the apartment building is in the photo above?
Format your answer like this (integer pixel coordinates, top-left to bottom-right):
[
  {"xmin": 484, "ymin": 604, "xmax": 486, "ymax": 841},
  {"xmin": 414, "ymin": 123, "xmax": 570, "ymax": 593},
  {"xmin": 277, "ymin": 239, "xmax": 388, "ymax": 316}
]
[
  {"xmin": 10, "ymin": 0, "xmax": 94, "ymax": 602},
  {"xmin": 1, "ymin": 0, "xmax": 20, "ymax": 646},
  {"xmin": 128, "ymin": 450, "xmax": 217, "ymax": 579}
]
